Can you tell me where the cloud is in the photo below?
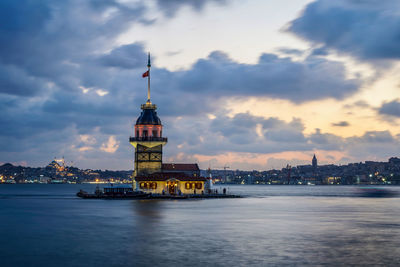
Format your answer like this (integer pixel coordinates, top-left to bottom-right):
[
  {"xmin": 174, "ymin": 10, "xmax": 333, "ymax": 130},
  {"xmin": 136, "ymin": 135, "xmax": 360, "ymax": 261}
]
[
  {"xmin": 0, "ymin": 64, "xmax": 50, "ymax": 96},
  {"xmin": 165, "ymin": 50, "xmax": 183, "ymax": 57},
  {"xmin": 99, "ymin": 43, "xmax": 146, "ymax": 69},
  {"xmin": 277, "ymin": 47, "xmax": 305, "ymax": 56},
  {"xmin": 288, "ymin": 0, "xmax": 400, "ymax": 61},
  {"xmin": 0, "ymin": 0, "xmax": 390, "ymax": 170},
  {"xmin": 155, "ymin": 0, "xmax": 227, "ymax": 17},
  {"xmin": 378, "ymin": 99, "xmax": 400, "ymax": 117},
  {"xmin": 311, "ymin": 47, "xmax": 329, "ymax": 57},
  {"xmin": 164, "ymin": 112, "xmax": 400, "ymax": 169},
  {"xmin": 345, "ymin": 130, "xmax": 400, "ymax": 159},
  {"xmin": 308, "ymin": 129, "xmax": 344, "ymax": 151},
  {"xmin": 0, "ymin": 0, "xmax": 147, "ymax": 96},
  {"xmin": 100, "ymin": 136, "xmax": 120, "ymax": 153},
  {"xmin": 78, "ymin": 146, "xmax": 93, "ymax": 152},
  {"xmin": 95, "ymin": 89, "xmax": 109, "ymax": 96},
  {"xmin": 79, "ymin": 135, "xmax": 97, "ymax": 145},
  {"xmin": 169, "ymin": 51, "xmax": 361, "ymax": 103},
  {"xmin": 344, "ymin": 100, "xmax": 372, "ymax": 110},
  {"xmin": 331, "ymin": 121, "xmax": 350, "ymax": 127}
]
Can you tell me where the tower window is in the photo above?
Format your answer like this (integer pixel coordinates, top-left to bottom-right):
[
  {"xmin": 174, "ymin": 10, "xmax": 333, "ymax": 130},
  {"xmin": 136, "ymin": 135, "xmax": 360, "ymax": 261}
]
[
  {"xmin": 136, "ymin": 130, "xmax": 139, "ymax": 137},
  {"xmin": 143, "ymin": 130, "xmax": 148, "ymax": 137},
  {"xmin": 152, "ymin": 130, "xmax": 158, "ymax": 137}
]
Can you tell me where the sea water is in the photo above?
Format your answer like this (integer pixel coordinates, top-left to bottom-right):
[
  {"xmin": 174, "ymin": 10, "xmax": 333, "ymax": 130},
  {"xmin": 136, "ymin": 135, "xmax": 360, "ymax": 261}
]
[{"xmin": 0, "ymin": 184, "xmax": 399, "ymax": 266}]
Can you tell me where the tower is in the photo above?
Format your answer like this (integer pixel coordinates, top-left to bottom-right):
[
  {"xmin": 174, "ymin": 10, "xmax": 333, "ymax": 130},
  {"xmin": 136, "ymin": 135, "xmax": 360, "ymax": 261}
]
[
  {"xmin": 312, "ymin": 154, "xmax": 318, "ymax": 179},
  {"xmin": 129, "ymin": 53, "xmax": 167, "ymax": 178},
  {"xmin": 312, "ymin": 154, "xmax": 317, "ymax": 169}
]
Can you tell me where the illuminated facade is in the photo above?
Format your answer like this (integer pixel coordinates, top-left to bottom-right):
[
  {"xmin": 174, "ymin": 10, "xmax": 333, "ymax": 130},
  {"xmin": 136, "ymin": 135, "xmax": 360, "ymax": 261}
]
[
  {"xmin": 129, "ymin": 102, "xmax": 167, "ymax": 177},
  {"xmin": 135, "ymin": 172, "xmax": 206, "ymax": 195},
  {"xmin": 130, "ymin": 54, "xmax": 207, "ymax": 195}
]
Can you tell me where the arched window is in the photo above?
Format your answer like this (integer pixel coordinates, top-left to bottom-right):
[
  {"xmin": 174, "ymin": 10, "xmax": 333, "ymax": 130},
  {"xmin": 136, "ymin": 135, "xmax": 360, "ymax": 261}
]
[{"xmin": 195, "ymin": 183, "xmax": 202, "ymax": 189}]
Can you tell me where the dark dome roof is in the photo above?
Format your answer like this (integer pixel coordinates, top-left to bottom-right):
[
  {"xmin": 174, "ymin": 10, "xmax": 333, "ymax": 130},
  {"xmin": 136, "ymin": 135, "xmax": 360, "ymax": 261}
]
[{"xmin": 136, "ymin": 107, "xmax": 161, "ymax": 125}]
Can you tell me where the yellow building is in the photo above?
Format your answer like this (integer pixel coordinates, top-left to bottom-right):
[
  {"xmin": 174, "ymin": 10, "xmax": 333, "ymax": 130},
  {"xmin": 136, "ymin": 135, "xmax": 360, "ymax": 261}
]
[
  {"xmin": 136, "ymin": 172, "xmax": 206, "ymax": 195},
  {"xmin": 130, "ymin": 54, "xmax": 208, "ymax": 195}
]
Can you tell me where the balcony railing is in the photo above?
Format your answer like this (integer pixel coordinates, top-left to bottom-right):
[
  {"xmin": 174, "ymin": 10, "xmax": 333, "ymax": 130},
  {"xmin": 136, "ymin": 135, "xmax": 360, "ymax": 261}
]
[
  {"xmin": 129, "ymin": 137, "xmax": 168, "ymax": 142},
  {"xmin": 141, "ymin": 103, "xmax": 157, "ymax": 110}
]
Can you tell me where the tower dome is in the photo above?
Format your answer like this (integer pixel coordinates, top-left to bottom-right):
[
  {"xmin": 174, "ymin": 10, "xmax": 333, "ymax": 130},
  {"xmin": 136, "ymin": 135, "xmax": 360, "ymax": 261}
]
[{"xmin": 135, "ymin": 105, "xmax": 161, "ymax": 125}]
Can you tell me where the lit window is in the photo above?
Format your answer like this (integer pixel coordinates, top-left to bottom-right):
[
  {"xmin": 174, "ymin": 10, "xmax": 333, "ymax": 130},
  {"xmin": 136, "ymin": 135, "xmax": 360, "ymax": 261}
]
[{"xmin": 195, "ymin": 182, "xmax": 202, "ymax": 189}]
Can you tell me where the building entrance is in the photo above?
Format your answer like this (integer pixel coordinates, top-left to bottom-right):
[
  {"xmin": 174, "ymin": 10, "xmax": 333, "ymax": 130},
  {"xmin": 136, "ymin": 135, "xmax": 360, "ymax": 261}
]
[{"xmin": 167, "ymin": 181, "xmax": 177, "ymax": 195}]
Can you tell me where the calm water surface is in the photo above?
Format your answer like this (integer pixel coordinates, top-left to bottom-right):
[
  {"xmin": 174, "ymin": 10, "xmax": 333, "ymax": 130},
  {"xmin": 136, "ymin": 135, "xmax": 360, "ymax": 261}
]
[{"xmin": 0, "ymin": 184, "xmax": 399, "ymax": 266}]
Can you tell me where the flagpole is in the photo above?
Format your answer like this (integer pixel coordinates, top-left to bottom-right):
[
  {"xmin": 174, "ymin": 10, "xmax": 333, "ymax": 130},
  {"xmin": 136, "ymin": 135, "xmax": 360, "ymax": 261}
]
[{"xmin": 147, "ymin": 52, "xmax": 151, "ymax": 104}]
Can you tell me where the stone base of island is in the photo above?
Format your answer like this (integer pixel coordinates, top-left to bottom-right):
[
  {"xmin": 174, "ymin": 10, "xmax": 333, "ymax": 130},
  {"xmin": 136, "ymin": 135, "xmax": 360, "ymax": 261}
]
[{"xmin": 76, "ymin": 185, "xmax": 240, "ymax": 199}]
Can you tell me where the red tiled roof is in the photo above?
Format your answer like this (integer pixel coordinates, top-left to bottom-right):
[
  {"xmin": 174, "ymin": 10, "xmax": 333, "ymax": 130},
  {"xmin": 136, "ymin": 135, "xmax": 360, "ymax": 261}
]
[
  {"xmin": 162, "ymin": 163, "xmax": 199, "ymax": 171},
  {"xmin": 136, "ymin": 172, "xmax": 206, "ymax": 181}
]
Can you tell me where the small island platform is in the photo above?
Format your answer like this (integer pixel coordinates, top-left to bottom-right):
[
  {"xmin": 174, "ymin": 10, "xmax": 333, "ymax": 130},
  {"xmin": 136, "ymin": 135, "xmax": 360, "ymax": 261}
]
[
  {"xmin": 76, "ymin": 186, "xmax": 241, "ymax": 200},
  {"xmin": 144, "ymin": 193, "xmax": 241, "ymax": 199}
]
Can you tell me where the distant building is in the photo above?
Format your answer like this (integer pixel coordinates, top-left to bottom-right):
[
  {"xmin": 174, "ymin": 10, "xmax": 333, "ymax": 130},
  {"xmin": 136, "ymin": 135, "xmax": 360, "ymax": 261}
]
[
  {"xmin": 39, "ymin": 175, "xmax": 50, "ymax": 183},
  {"xmin": 389, "ymin": 157, "xmax": 400, "ymax": 165}
]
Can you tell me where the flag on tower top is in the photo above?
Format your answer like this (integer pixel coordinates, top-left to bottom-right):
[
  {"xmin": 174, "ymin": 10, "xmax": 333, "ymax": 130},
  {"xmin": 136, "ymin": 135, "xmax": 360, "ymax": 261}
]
[{"xmin": 142, "ymin": 70, "xmax": 149, "ymax": 78}]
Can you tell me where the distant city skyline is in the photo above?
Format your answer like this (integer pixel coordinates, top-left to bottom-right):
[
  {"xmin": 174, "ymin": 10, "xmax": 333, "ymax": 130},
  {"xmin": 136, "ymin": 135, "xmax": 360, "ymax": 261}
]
[{"xmin": 2, "ymin": 0, "xmax": 400, "ymax": 170}]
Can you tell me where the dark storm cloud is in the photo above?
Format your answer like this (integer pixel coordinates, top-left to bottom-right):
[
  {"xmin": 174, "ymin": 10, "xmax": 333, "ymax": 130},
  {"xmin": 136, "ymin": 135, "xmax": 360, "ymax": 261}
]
[
  {"xmin": 331, "ymin": 121, "xmax": 350, "ymax": 127},
  {"xmin": 288, "ymin": 0, "xmax": 400, "ymax": 61},
  {"xmin": 379, "ymin": 99, "xmax": 400, "ymax": 117}
]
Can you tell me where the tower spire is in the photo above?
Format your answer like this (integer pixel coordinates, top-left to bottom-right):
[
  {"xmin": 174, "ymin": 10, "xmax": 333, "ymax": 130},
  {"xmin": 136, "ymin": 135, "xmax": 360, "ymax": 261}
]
[{"xmin": 147, "ymin": 52, "xmax": 151, "ymax": 104}]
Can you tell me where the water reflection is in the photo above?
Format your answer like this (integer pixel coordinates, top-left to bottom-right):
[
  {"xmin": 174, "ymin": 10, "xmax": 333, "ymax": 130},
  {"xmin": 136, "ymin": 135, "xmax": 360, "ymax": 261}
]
[{"xmin": 132, "ymin": 200, "xmax": 165, "ymax": 220}]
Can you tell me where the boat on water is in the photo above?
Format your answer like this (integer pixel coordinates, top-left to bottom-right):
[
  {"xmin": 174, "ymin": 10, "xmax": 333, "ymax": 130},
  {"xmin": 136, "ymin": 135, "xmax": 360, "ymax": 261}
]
[{"xmin": 77, "ymin": 184, "xmax": 150, "ymax": 199}]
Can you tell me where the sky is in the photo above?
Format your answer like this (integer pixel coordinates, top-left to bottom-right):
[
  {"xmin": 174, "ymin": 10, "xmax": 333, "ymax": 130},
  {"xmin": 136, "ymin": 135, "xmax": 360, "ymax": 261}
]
[{"xmin": 2, "ymin": 0, "xmax": 400, "ymax": 171}]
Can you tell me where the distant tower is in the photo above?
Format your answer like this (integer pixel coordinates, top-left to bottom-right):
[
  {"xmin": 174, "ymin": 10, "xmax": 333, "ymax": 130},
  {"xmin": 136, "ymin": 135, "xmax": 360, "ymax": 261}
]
[
  {"xmin": 129, "ymin": 53, "xmax": 168, "ymax": 179},
  {"xmin": 312, "ymin": 154, "xmax": 317, "ymax": 168},
  {"xmin": 312, "ymin": 154, "xmax": 318, "ymax": 175}
]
